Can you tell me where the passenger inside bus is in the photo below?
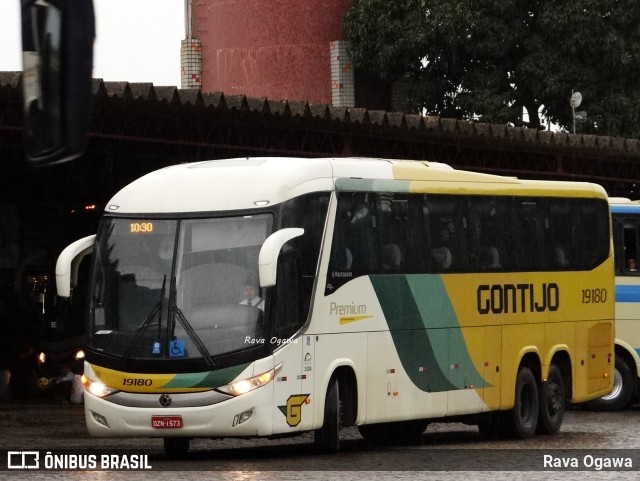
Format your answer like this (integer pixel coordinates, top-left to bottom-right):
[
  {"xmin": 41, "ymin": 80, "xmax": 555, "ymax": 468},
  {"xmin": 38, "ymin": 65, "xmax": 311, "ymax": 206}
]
[
  {"xmin": 382, "ymin": 243, "xmax": 402, "ymax": 272},
  {"xmin": 479, "ymin": 246, "xmax": 501, "ymax": 269},
  {"xmin": 431, "ymin": 247, "xmax": 452, "ymax": 271},
  {"xmin": 627, "ymin": 258, "xmax": 638, "ymax": 272}
]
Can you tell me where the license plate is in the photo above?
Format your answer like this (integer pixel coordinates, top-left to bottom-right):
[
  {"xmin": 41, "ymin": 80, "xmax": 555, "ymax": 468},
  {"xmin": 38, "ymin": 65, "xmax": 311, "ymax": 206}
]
[{"xmin": 151, "ymin": 415, "xmax": 183, "ymax": 429}]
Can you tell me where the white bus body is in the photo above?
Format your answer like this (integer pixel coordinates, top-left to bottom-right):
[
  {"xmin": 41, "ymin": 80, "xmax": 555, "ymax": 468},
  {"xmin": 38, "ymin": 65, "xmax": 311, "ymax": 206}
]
[{"xmin": 56, "ymin": 157, "xmax": 614, "ymax": 453}]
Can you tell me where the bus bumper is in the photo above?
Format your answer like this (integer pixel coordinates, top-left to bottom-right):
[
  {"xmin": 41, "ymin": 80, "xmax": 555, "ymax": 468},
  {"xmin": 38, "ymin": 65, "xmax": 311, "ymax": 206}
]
[{"xmin": 83, "ymin": 386, "xmax": 275, "ymax": 438}]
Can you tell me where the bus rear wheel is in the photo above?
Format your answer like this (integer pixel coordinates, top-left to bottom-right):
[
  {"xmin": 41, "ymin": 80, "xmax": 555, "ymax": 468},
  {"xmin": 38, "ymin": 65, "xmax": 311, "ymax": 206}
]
[
  {"xmin": 536, "ymin": 364, "xmax": 565, "ymax": 434},
  {"xmin": 587, "ymin": 357, "xmax": 635, "ymax": 411},
  {"xmin": 314, "ymin": 376, "xmax": 340, "ymax": 452}
]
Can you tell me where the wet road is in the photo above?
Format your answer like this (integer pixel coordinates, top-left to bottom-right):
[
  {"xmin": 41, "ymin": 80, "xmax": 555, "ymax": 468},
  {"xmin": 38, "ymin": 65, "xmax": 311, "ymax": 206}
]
[{"xmin": 1, "ymin": 401, "xmax": 639, "ymax": 480}]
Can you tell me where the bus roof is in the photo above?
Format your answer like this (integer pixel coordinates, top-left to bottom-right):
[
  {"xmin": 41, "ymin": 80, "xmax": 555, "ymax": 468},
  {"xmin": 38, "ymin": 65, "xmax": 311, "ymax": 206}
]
[
  {"xmin": 608, "ymin": 197, "xmax": 640, "ymax": 213},
  {"xmin": 105, "ymin": 157, "xmax": 609, "ymax": 214}
]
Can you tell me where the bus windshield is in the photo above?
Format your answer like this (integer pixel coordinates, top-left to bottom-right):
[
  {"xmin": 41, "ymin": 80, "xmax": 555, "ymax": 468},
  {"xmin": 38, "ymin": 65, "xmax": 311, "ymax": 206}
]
[{"xmin": 87, "ymin": 214, "xmax": 273, "ymax": 363}]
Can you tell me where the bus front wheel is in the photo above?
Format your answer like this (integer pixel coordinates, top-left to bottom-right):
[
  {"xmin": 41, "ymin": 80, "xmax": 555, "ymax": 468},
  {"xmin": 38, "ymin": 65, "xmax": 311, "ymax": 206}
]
[
  {"xmin": 314, "ymin": 376, "xmax": 340, "ymax": 452},
  {"xmin": 587, "ymin": 357, "xmax": 635, "ymax": 411}
]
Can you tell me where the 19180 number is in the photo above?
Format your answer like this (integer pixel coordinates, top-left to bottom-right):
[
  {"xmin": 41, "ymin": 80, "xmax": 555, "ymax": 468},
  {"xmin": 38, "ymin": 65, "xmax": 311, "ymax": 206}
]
[
  {"xmin": 582, "ymin": 288, "xmax": 607, "ymax": 304},
  {"xmin": 123, "ymin": 378, "xmax": 153, "ymax": 387}
]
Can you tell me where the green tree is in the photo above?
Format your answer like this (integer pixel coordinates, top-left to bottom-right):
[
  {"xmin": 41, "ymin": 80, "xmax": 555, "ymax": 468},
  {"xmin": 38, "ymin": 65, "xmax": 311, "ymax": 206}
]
[{"xmin": 344, "ymin": 0, "xmax": 640, "ymax": 137}]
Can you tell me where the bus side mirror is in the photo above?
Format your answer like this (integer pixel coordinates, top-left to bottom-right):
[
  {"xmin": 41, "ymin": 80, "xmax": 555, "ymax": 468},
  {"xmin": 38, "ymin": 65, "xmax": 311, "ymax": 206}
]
[
  {"xmin": 56, "ymin": 235, "xmax": 96, "ymax": 297},
  {"xmin": 259, "ymin": 228, "xmax": 304, "ymax": 287},
  {"xmin": 21, "ymin": 0, "xmax": 95, "ymax": 165}
]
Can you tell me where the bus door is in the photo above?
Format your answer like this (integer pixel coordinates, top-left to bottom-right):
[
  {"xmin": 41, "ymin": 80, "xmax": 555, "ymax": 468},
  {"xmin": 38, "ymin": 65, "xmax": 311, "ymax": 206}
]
[
  {"xmin": 271, "ymin": 334, "xmax": 308, "ymax": 434},
  {"xmin": 270, "ymin": 251, "xmax": 311, "ymax": 433}
]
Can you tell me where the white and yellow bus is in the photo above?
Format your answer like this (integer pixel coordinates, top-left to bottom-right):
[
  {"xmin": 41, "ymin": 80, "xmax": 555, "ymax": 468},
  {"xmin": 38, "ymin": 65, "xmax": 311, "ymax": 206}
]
[
  {"xmin": 587, "ymin": 198, "xmax": 640, "ymax": 410},
  {"xmin": 56, "ymin": 157, "xmax": 614, "ymax": 454}
]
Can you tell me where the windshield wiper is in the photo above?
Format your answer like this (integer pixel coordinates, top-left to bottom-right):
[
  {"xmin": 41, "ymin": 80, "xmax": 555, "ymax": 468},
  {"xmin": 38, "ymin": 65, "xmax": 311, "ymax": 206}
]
[
  {"xmin": 168, "ymin": 276, "xmax": 214, "ymax": 367},
  {"xmin": 121, "ymin": 275, "xmax": 166, "ymax": 365}
]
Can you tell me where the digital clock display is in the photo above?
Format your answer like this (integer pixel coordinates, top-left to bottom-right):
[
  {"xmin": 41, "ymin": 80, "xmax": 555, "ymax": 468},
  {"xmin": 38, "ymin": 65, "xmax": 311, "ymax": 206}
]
[{"xmin": 130, "ymin": 222, "xmax": 154, "ymax": 233}]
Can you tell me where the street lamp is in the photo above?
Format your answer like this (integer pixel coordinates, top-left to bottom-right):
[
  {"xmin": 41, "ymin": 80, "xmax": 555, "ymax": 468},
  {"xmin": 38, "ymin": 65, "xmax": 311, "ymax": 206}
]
[{"xmin": 570, "ymin": 91, "xmax": 587, "ymax": 134}]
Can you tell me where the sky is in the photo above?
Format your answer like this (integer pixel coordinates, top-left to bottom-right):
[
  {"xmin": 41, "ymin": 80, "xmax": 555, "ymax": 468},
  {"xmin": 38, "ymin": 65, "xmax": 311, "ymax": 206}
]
[{"xmin": 0, "ymin": 0, "xmax": 185, "ymax": 87}]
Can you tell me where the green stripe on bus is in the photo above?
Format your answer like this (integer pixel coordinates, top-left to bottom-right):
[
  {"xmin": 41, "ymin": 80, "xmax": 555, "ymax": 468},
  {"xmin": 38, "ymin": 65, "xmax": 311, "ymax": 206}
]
[
  {"xmin": 164, "ymin": 363, "xmax": 250, "ymax": 389},
  {"xmin": 370, "ymin": 275, "xmax": 487, "ymax": 392},
  {"xmin": 335, "ymin": 178, "xmax": 411, "ymax": 192}
]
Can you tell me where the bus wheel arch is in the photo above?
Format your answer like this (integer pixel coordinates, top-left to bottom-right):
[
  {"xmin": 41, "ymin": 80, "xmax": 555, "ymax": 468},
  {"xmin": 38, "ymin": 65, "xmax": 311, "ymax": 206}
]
[
  {"xmin": 334, "ymin": 366, "xmax": 358, "ymax": 427},
  {"xmin": 586, "ymin": 348, "xmax": 636, "ymax": 411},
  {"xmin": 314, "ymin": 365, "xmax": 358, "ymax": 452},
  {"xmin": 479, "ymin": 355, "xmax": 540, "ymax": 439}
]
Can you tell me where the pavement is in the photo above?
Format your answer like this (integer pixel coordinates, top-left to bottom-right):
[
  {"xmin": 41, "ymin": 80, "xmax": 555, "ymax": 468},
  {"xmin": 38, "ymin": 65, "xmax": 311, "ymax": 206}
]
[{"xmin": 0, "ymin": 400, "xmax": 164, "ymax": 451}]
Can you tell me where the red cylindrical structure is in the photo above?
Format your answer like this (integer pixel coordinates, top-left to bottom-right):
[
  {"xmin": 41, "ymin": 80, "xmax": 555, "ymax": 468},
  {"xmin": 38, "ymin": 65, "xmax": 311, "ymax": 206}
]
[{"xmin": 194, "ymin": 0, "xmax": 354, "ymax": 104}]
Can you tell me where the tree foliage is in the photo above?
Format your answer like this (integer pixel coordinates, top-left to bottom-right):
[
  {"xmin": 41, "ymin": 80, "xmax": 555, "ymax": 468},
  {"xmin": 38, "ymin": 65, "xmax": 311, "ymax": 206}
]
[{"xmin": 343, "ymin": 0, "xmax": 640, "ymax": 137}]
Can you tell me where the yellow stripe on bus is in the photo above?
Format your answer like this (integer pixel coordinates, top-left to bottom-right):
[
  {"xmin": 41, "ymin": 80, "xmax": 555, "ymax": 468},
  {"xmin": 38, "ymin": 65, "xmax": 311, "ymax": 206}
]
[{"xmin": 339, "ymin": 315, "xmax": 373, "ymax": 325}]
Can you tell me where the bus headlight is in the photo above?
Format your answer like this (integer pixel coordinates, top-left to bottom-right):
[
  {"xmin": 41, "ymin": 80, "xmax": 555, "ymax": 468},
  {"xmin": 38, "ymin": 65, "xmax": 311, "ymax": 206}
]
[
  {"xmin": 216, "ymin": 364, "xmax": 282, "ymax": 396},
  {"xmin": 81, "ymin": 374, "xmax": 118, "ymax": 398}
]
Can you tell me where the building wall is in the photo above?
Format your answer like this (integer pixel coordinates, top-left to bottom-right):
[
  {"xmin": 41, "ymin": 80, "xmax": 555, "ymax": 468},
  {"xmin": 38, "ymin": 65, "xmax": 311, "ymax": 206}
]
[{"xmin": 194, "ymin": 0, "xmax": 354, "ymax": 104}]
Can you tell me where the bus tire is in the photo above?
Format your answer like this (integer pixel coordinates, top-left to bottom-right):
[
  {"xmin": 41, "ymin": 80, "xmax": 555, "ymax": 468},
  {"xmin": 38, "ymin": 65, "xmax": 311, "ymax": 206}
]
[
  {"xmin": 506, "ymin": 366, "xmax": 539, "ymax": 439},
  {"xmin": 586, "ymin": 357, "xmax": 635, "ymax": 411},
  {"xmin": 314, "ymin": 376, "xmax": 340, "ymax": 452},
  {"xmin": 536, "ymin": 364, "xmax": 565, "ymax": 434},
  {"xmin": 164, "ymin": 437, "xmax": 189, "ymax": 457}
]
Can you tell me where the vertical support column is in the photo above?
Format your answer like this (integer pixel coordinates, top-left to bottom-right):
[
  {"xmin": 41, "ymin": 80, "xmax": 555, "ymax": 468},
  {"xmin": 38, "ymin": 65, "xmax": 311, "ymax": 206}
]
[
  {"xmin": 181, "ymin": 38, "xmax": 202, "ymax": 89},
  {"xmin": 330, "ymin": 40, "xmax": 355, "ymax": 107}
]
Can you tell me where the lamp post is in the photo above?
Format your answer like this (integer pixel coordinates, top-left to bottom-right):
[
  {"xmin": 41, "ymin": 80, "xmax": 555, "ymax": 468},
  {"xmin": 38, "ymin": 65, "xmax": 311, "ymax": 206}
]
[{"xmin": 570, "ymin": 91, "xmax": 586, "ymax": 134}]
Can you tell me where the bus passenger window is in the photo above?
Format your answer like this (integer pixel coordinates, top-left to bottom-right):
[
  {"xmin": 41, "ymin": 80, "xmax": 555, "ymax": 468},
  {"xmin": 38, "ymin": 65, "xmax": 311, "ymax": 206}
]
[
  {"xmin": 423, "ymin": 195, "xmax": 464, "ymax": 272},
  {"xmin": 469, "ymin": 197, "xmax": 505, "ymax": 271},
  {"xmin": 376, "ymin": 193, "xmax": 409, "ymax": 273},
  {"xmin": 329, "ymin": 197, "xmax": 354, "ymax": 271},
  {"xmin": 623, "ymin": 222, "xmax": 639, "ymax": 274},
  {"xmin": 326, "ymin": 193, "xmax": 378, "ymax": 294},
  {"xmin": 334, "ymin": 193, "xmax": 378, "ymax": 273}
]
